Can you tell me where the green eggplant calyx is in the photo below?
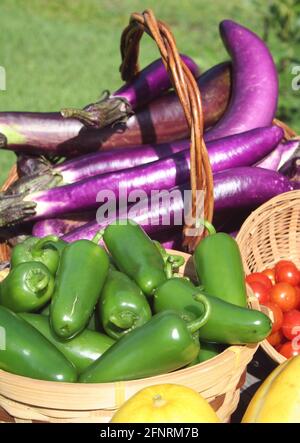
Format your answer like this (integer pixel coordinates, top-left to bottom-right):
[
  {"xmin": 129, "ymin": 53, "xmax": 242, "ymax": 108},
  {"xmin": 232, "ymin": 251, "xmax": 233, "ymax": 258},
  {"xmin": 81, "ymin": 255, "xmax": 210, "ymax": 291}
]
[
  {"xmin": 186, "ymin": 294, "xmax": 211, "ymax": 334},
  {"xmin": 26, "ymin": 269, "xmax": 50, "ymax": 295},
  {"xmin": 109, "ymin": 311, "xmax": 137, "ymax": 330},
  {"xmin": 31, "ymin": 235, "xmax": 59, "ymax": 257},
  {"xmin": 195, "ymin": 219, "xmax": 216, "ymax": 236},
  {"xmin": 91, "ymin": 229, "xmax": 105, "ymax": 245}
]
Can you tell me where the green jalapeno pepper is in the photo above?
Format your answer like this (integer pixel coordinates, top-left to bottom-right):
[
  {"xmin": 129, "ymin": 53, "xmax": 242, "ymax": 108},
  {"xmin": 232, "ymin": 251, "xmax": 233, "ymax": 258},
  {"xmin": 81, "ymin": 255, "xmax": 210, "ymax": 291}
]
[
  {"xmin": 79, "ymin": 300, "xmax": 211, "ymax": 383},
  {"xmin": 20, "ymin": 313, "xmax": 115, "ymax": 374},
  {"xmin": 11, "ymin": 235, "xmax": 61, "ymax": 275},
  {"xmin": 0, "ymin": 306, "xmax": 77, "ymax": 382},
  {"xmin": 98, "ymin": 269, "xmax": 152, "ymax": 340},
  {"xmin": 50, "ymin": 232, "xmax": 109, "ymax": 339},
  {"xmin": 103, "ymin": 220, "xmax": 167, "ymax": 296},
  {"xmin": 0, "ymin": 261, "xmax": 55, "ymax": 312},
  {"xmin": 153, "ymin": 278, "xmax": 272, "ymax": 344},
  {"xmin": 188, "ymin": 342, "xmax": 222, "ymax": 366},
  {"xmin": 193, "ymin": 221, "xmax": 247, "ymax": 307},
  {"xmin": 41, "ymin": 303, "xmax": 99, "ymax": 331}
]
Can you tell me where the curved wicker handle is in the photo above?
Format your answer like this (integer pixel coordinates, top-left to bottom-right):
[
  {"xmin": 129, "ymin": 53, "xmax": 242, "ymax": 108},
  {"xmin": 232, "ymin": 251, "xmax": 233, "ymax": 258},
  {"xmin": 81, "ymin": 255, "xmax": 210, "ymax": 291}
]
[{"xmin": 120, "ymin": 9, "xmax": 214, "ymax": 251}]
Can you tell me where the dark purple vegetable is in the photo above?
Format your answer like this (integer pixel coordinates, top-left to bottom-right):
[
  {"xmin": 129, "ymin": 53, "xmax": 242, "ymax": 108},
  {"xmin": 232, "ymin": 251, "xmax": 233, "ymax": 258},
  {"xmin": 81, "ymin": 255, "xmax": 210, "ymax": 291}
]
[
  {"xmin": 205, "ymin": 20, "xmax": 278, "ymax": 141},
  {"xmin": 16, "ymin": 155, "xmax": 53, "ymax": 178},
  {"xmin": 61, "ymin": 55, "xmax": 200, "ymax": 128},
  {"xmin": 0, "ymin": 62, "xmax": 231, "ymax": 156},
  {"xmin": 279, "ymin": 158, "xmax": 300, "ymax": 183},
  {"xmin": 0, "ymin": 126, "xmax": 282, "ymax": 226},
  {"xmin": 63, "ymin": 168, "xmax": 295, "ymax": 243},
  {"xmin": 32, "ymin": 213, "xmax": 95, "ymax": 237},
  {"xmin": 256, "ymin": 140, "xmax": 300, "ymax": 171}
]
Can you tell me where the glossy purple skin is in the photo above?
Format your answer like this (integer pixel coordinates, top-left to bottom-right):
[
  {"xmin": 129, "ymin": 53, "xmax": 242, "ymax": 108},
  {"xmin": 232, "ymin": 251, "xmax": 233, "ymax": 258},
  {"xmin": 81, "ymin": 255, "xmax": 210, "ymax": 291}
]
[
  {"xmin": 255, "ymin": 140, "xmax": 300, "ymax": 171},
  {"xmin": 63, "ymin": 168, "xmax": 295, "ymax": 242},
  {"xmin": 114, "ymin": 54, "xmax": 200, "ymax": 110},
  {"xmin": 32, "ymin": 213, "xmax": 93, "ymax": 237},
  {"xmin": 213, "ymin": 167, "xmax": 294, "ymax": 212},
  {"xmin": 206, "ymin": 20, "xmax": 278, "ymax": 141},
  {"xmin": 24, "ymin": 126, "xmax": 283, "ymax": 220},
  {"xmin": 57, "ymin": 140, "xmax": 188, "ymax": 184},
  {"xmin": 56, "ymin": 125, "xmax": 282, "ymax": 184}
]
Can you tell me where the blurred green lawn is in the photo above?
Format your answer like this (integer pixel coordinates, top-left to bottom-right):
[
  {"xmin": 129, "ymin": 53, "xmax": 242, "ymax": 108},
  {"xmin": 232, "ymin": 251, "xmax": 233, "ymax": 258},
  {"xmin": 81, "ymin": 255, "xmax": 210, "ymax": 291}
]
[{"xmin": 0, "ymin": 0, "xmax": 298, "ymax": 185}]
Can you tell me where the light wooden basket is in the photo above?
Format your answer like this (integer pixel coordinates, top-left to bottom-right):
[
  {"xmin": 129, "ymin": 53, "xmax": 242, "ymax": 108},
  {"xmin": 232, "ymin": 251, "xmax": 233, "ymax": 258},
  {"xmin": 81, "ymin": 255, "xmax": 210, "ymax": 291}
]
[
  {"xmin": 0, "ymin": 250, "xmax": 259, "ymax": 423},
  {"xmin": 236, "ymin": 190, "xmax": 300, "ymax": 365}
]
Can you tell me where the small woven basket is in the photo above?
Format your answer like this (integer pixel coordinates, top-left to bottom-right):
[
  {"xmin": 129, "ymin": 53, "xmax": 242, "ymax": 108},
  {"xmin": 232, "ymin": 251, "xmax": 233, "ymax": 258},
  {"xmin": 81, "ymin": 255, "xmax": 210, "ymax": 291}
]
[
  {"xmin": 0, "ymin": 9, "xmax": 259, "ymax": 423},
  {"xmin": 0, "ymin": 250, "xmax": 259, "ymax": 423},
  {"xmin": 236, "ymin": 190, "xmax": 300, "ymax": 364}
]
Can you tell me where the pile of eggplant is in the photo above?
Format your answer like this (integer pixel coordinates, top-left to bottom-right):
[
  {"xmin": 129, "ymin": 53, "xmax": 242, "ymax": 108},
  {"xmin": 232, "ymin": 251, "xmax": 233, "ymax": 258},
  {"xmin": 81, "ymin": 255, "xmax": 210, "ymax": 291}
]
[{"xmin": 0, "ymin": 19, "xmax": 299, "ymax": 249}]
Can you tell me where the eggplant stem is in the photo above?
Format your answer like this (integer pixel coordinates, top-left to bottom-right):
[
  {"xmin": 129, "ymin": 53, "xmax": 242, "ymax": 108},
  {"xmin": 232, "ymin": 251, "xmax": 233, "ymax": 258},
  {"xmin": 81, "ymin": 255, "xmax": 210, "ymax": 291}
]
[
  {"xmin": 61, "ymin": 93, "xmax": 133, "ymax": 129},
  {"xmin": 0, "ymin": 194, "xmax": 36, "ymax": 227},
  {"xmin": 0, "ymin": 133, "xmax": 7, "ymax": 148},
  {"xmin": 3, "ymin": 171, "xmax": 63, "ymax": 196}
]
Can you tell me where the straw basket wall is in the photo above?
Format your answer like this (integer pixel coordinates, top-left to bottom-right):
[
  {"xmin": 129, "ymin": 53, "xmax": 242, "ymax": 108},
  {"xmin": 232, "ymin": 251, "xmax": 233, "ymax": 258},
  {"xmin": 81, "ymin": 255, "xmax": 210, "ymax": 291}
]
[
  {"xmin": 0, "ymin": 250, "xmax": 259, "ymax": 423},
  {"xmin": 236, "ymin": 190, "xmax": 300, "ymax": 365}
]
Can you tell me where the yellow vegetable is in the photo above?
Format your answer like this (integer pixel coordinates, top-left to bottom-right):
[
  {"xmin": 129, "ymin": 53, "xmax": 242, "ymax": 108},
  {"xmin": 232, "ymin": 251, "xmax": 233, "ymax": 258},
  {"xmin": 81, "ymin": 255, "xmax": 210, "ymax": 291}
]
[
  {"xmin": 242, "ymin": 355, "xmax": 300, "ymax": 423},
  {"xmin": 110, "ymin": 383, "xmax": 220, "ymax": 423}
]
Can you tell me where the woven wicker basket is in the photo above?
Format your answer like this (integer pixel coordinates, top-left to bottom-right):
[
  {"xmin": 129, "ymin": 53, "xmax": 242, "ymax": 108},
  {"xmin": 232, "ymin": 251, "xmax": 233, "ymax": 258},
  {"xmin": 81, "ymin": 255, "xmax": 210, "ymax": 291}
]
[
  {"xmin": 236, "ymin": 190, "xmax": 300, "ymax": 364},
  {"xmin": 0, "ymin": 250, "xmax": 259, "ymax": 423},
  {"xmin": 0, "ymin": 9, "xmax": 260, "ymax": 423}
]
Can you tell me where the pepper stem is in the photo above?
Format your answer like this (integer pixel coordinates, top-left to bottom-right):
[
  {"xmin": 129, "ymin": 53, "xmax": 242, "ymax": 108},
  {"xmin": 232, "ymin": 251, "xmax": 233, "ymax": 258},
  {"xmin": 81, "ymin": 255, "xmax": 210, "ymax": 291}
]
[
  {"xmin": 109, "ymin": 311, "xmax": 137, "ymax": 329},
  {"xmin": 32, "ymin": 235, "xmax": 59, "ymax": 257},
  {"xmin": 91, "ymin": 229, "xmax": 105, "ymax": 244},
  {"xmin": 186, "ymin": 294, "xmax": 211, "ymax": 334},
  {"xmin": 196, "ymin": 219, "xmax": 216, "ymax": 236},
  {"xmin": 27, "ymin": 270, "xmax": 50, "ymax": 295}
]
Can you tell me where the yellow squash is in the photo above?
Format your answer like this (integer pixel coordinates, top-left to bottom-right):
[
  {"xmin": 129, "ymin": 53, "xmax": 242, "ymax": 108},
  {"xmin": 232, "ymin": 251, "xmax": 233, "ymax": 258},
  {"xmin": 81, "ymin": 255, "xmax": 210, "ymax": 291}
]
[
  {"xmin": 111, "ymin": 383, "xmax": 220, "ymax": 423},
  {"xmin": 242, "ymin": 355, "xmax": 300, "ymax": 423}
]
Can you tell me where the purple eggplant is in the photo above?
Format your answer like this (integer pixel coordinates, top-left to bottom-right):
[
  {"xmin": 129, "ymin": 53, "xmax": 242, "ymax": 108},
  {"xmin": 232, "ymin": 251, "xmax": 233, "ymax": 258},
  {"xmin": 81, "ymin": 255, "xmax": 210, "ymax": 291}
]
[
  {"xmin": 255, "ymin": 140, "xmax": 300, "ymax": 171},
  {"xmin": 63, "ymin": 167, "xmax": 295, "ymax": 242},
  {"xmin": 206, "ymin": 20, "xmax": 278, "ymax": 141},
  {"xmin": 61, "ymin": 55, "xmax": 200, "ymax": 128},
  {"xmin": 0, "ymin": 126, "xmax": 283, "ymax": 226},
  {"xmin": 6, "ymin": 125, "xmax": 283, "ymax": 196},
  {"xmin": 0, "ymin": 62, "xmax": 231, "ymax": 156},
  {"xmin": 32, "ymin": 212, "xmax": 94, "ymax": 237}
]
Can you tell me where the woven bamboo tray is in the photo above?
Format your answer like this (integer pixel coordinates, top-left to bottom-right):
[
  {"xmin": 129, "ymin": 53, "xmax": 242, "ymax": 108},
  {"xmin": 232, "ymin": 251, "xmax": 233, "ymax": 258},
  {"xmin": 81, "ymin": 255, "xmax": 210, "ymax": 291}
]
[
  {"xmin": 0, "ymin": 250, "xmax": 259, "ymax": 423},
  {"xmin": 236, "ymin": 190, "xmax": 300, "ymax": 364}
]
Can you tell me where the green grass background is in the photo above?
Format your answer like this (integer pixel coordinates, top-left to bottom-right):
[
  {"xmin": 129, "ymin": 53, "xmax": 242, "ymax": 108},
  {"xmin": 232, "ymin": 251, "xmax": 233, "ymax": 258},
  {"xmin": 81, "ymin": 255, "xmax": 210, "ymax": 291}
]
[{"xmin": 0, "ymin": 0, "xmax": 299, "ymax": 185}]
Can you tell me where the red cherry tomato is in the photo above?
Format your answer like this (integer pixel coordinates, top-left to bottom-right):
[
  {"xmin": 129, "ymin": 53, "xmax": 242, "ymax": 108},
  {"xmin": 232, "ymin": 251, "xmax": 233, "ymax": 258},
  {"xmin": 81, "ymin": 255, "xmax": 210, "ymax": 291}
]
[
  {"xmin": 248, "ymin": 281, "xmax": 270, "ymax": 304},
  {"xmin": 278, "ymin": 341, "xmax": 300, "ymax": 359},
  {"xmin": 262, "ymin": 268, "xmax": 276, "ymax": 286},
  {"xmin": 245, "ymin": 272, "xmax": 273, "ymax": 290},
  {"xmin": 294, "ymin": 287, "xmax": 300, "ymax": 309},
  {"xmin": 270, "ymin": 283, "xmax": 297, "ymax": 312},
  {"xmin": 267, "ymin": 330, "xmax": 285, "ymax": 347},
  {"xmin": 275, "ymin": 264, "xmax": 300, "ymax": 286},
  {"xmin": 281, "ymin": 310, "xmax": 300, "ymax": 340},
  {"xmin": 261, "ymin": 301, "xmax": 283, "ymax": 333},
  {"xmin": 275, "ymin": 260, "xmax": 297, "ymax": 272}
]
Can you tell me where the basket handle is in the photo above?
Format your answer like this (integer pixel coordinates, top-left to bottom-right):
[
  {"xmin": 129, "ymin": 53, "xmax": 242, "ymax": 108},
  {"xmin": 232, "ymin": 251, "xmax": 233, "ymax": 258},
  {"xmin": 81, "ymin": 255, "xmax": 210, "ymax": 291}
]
[{"xmin": 120, "ymin": 9, "xmax": 214, "ymax": 252}]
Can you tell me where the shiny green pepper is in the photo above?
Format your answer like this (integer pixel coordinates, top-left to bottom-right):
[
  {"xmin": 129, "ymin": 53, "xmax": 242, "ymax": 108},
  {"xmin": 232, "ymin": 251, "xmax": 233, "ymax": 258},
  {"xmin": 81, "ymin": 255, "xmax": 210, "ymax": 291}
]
[
  {"xmin": 79, "ymin": 301, "xmax": 211, "ymax": 383},
  {"xmin": 11, "ymin": 235, "xmax": 61, "ymax": 275},
  {"xmin": 98, "ymin": 269, "xmax": 152, "ymax": 340},
  {"xmin": 0, "ymin": 261, "xmax": 55, "ymax": 312},
  {"xmin": 51, "ymin": 233, "xmax": 109, "ymax": 339},
  {"xmin": 0, "ymin": 306, "xmax": 77, "ymax": 382},
  {"xmin": 20, "ymin": 313, "xmax": 115, "ymax": 374},
  {"xmin": 103, "ymin": 220, "xmax": 167, "ymax": 296}
]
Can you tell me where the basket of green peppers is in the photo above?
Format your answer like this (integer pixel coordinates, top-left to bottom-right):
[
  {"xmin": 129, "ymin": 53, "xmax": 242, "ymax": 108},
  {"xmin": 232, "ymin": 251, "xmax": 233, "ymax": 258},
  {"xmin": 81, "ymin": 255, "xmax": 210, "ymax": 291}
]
[{"xmin": 0, "ymin": 219, "xmax": 271, "ymax": 423}]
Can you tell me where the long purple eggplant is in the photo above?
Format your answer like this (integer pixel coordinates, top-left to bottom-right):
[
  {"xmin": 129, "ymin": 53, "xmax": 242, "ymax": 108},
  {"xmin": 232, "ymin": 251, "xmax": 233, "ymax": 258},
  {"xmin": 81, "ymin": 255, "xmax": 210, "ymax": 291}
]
[
  {"xmin": 63, "ymin": 167, "xmax": 295, "ymax": 242},
  {"xmin": 255, "ymin": 140, "xmax": 300, "ymax": 170},
  {"xmin": 205, "ymin": 20, "xmax": 278, "ymax": 141},
  {"xmin": 32, "ymin": 213, "xmax": 94, "ymax": 237},
  {"xmin": 61, "ymin": 55, "xmax": 200, "ymax": 128},
  {"xmin": 0, "ymin": 126, "xmax": 283, "ymax": 226},
  {"xmin": 0, "ymin": 62, "xmax": 231, "ymax": 156},
  {"xmin": 6, "ymin": 125, "xmax": 283, "ymax": 195}
]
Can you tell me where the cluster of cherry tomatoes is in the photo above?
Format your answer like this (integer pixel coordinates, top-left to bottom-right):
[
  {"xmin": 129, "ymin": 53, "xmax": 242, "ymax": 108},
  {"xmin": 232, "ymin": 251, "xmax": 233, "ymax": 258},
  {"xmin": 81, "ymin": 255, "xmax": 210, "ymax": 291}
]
[{"xmin": 246, "ymin": 260, "xmax": 300, "ymax": 359}]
